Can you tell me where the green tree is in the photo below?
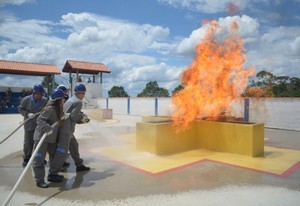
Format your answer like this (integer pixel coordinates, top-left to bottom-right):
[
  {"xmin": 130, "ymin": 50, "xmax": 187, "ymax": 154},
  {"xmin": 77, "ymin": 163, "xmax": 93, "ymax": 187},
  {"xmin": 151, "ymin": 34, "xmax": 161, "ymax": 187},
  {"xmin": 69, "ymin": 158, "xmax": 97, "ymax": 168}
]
[
  {"xmin": 245, "ymin": 71, "xmax": 300, "ymax": 97},
  {"xmin": 41, "ymin": 75, "xmax": 57, "ymax": 96},
  {"xmin": 288, "ymin": 77, "xmax": 300, "ymax": 97},
  {"xmin": 137, "ymin": 81, "xmax": 169, "ymax": 97},
  {"xmin": 272, "ymin": 76, "xmax": 289, "ymax": 97},
  {"xmin": 172, "ymin": 85, "xmax": 184, "ymax": 96},
  {"xmin": 249, "ymin": 70, "xmax": 275, "ymax": 97},
  {"xmin": 108, "ymin": 86, "xmax": 129, "ymax": 97}
]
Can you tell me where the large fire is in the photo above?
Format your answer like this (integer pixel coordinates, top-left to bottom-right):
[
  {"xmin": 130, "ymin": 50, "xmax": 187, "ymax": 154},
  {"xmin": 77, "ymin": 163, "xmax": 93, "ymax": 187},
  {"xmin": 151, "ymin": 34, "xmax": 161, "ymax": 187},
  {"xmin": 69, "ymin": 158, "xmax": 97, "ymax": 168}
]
[{"xmin": 171, "ymin": 20, "xmax": 255, "ymax": 132}]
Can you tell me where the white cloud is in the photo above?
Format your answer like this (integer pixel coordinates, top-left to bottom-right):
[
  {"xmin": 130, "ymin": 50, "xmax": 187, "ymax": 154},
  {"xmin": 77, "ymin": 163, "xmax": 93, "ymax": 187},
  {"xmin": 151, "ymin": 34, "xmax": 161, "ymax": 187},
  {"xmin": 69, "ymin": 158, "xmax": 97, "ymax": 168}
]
[
  {"xmin": 101, "ymin": 62, "xmax": 183, "ymax": 96},
  {"xmin": 0, "ymin": 74, "xmax": 43, "ymax": 88},
  {"xmin": 0, "ymin": 12, "xmax": 180, "ymax": 96},
  {"xmin": 5, "ymin": 43, "xmax": 64, "ymax": 64},
  {"xmin": 158, "ymin": 0, "xmax": 252, "ymax": 13},
  {"xmin": 1, "ymin": 4, "xmax": 299, "ymax": 97},
  {"xmin": 60, "ymin": 12, "xmax": 99, "ymax": 31},
  {"xmin": 218, "ymin": 15, "xmax": 260, "ymax": 38},
  {"xmin": 173, "ymin": 13, "xmax": 300, "ymax": 82},
  {"xmin": 124, "ymin": 63, "xmax": 180, "ymax": 82},
  {"xmin": 174, "ymin": 15, "xmax": 260, "ymax": 55},
  {"xmin": 0, "ymin": 16, "xmax": 53, "ymax": 41},
  {"xmin": 0, "ymin": 12, "xmax": 171, "ymax": 62},
  {"xmin": 288, "ymin": 36, "xmax": 300, "ymax": 55},
  {"xmin": 0, "ymin": 13, "xmax": 64, "ymax": 63},
  {"xmin": 104, "ymin": 54, "xmax": 156, "ymax": 71},
  {"xmin": 0, "ymin": 0, "xmax": 35, "ymax": 7},
  {"xmin": 249, "ymin": 26, "xmax": 300, "ymax": 77},
  {"xmin": 62, "ymin": 12, "xmax": 170, "ymax": 54}
]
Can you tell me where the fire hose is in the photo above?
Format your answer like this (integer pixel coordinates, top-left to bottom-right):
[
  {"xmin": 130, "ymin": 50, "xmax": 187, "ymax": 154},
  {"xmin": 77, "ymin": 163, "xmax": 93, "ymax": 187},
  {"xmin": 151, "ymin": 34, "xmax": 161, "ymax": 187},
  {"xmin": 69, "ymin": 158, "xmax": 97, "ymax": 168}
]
[
  {"xmin": 1, "ymin": 114, "xmax": 69, "ymax": 206},
  {"xmin": 0, "ymin": 111, "xmax": 41, "ymax": 144}
]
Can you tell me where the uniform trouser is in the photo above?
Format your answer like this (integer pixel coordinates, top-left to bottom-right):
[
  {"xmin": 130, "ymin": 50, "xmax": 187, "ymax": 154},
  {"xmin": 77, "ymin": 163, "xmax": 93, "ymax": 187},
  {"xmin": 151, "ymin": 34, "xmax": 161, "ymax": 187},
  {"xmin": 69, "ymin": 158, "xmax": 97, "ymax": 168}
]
[
  {"xmin": 23, "ymin": 130, "xmax": 35, "ymax": 160},
  {"xmin": 69, "ymin": 134, "xmax": 83, "ymax": 167},
  {"xmin": 49, "ymin": 133, "xmax": 71, "ymax": 174},
  {"xmin": 33, "ymin": 141, "xmax": 56, "ymax": 183}
]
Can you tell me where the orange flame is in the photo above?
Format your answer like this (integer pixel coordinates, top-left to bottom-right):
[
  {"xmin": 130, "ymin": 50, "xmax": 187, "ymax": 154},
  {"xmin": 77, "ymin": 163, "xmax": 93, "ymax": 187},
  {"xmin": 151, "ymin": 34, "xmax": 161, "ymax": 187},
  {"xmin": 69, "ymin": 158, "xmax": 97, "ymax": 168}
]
[{"xmin": 171, "ymin": 20, "xmax": 255, "ymax": 132}]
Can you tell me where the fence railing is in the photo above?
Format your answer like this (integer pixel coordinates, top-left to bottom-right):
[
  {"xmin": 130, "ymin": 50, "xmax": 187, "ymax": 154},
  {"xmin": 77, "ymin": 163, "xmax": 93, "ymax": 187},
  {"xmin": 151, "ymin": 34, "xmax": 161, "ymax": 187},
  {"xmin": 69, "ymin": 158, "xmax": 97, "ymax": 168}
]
[{"xmin": 96, "ymin": 97, "xmax": 300, "ymax": 131}]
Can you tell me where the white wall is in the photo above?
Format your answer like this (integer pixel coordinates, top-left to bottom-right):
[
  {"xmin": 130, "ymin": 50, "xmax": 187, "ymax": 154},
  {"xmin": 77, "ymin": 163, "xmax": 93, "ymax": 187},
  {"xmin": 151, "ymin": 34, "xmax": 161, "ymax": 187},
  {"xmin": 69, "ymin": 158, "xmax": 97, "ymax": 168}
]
[
  {"xmin": 130, "ymin": 98, "xmax": 156, "ymax": 116},
  {"xmin": 96, "ymin": 97, "xmax": 300, "ymax": 131},
  {"xmin": 71, "ymin": 83, "xmax": 102, "ymax": 108},
  {"xmin": 249, "ymin": 98, "xmax": 300, "ymax": 131}
]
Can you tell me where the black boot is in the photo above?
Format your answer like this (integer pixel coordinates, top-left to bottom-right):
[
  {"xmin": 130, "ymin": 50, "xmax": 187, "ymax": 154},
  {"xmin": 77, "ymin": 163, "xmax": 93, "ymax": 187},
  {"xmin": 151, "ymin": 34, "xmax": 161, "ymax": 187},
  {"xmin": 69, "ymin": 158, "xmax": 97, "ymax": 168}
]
[
  {"xmin": 47, "ymin": 173, "xmax": 64, "ymax": 182},
  {"xmin": 36, "ymin": 182, "xmax": 49, "ymax": 188},
  {"xmin": 76, "ymin": 165, "xmax": 90, "ymax": 172},
  {"xmin": 22, "ymin": 159, "xmax": 29, "ymax": 167}
]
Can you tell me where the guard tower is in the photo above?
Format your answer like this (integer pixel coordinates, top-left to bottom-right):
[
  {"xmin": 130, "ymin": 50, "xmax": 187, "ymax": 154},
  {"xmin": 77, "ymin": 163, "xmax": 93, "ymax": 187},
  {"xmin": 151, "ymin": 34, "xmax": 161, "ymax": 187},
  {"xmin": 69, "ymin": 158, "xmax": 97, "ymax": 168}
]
[{"xmin": 62, "ymin": 60, "xmax": 110, "ymax": 107}]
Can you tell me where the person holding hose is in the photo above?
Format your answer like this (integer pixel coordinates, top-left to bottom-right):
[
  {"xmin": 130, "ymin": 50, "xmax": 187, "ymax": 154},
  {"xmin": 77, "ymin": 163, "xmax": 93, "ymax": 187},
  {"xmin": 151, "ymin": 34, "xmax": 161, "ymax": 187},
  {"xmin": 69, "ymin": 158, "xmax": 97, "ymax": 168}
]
[
  {"xmin": 57, "ymin": 84, "xmax": 71, "ymax": 169},
  {"xmin": 32, "ymin": 88, "xmax": 66, "ymax": 188},
  {"xmin": 18, "ymin": 84, "xmax": 47, "ymax": 167},
  {"xmin": 48, "ymin": 83, "xmax": 90, "ymax": 180},
  {"xmin": 65, "ymin": 84, "xmax": 90, "ymax": 172}
]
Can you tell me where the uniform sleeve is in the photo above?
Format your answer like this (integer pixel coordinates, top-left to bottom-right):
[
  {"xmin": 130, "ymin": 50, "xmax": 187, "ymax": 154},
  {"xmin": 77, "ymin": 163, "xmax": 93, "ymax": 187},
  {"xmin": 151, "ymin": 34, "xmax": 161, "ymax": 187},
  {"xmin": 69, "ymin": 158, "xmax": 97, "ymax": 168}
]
[
  {"xmin": 37, "ymin": 108, "xmax": 53, "ymax": 133},
  {"xmin": 69, "ymin": 101, "xmax": 83, "ymax": 123},
  {"xmin": 18, "ymin": 97, "xmax": 29, "ymax": 117}
]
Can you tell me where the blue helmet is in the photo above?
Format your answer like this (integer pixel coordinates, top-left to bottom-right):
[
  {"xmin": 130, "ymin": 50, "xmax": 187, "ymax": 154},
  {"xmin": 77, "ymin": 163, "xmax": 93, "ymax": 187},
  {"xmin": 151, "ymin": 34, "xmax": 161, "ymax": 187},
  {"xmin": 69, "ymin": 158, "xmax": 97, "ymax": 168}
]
[
  {"xmin": 74, "ymin": 84, "xmax": 86, "ymax": 93},
  {"xmin": 57, "ymin": 84, "xmax": 68, "ymax": 92},
  {"xmin": 33, "ymin": 84, "xmax": 45, "ymax": 94},
  {"xmin": 51, "ymin": 89, "xmax": 65, "ymax": 100}
]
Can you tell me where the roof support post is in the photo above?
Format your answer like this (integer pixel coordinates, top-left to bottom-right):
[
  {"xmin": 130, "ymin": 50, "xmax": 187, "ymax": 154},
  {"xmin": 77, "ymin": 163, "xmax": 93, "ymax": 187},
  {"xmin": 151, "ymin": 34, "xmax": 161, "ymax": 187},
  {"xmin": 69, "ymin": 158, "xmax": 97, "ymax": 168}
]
[
  {"xmin": 51, "ymin": 74, "xmax": 55, "ymax": 90},
  {"xmin": 69, "ymin": 71, "xmax": 73, "ymax": 96}
]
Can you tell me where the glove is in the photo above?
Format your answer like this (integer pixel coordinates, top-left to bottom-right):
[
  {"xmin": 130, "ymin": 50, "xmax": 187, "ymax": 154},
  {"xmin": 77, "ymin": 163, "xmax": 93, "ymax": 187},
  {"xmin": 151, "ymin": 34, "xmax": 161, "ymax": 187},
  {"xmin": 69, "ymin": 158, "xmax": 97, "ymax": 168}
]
[
  {"xmin": 82, "ymin": 113, "xmax": 90, "ymax": 123},
  {"xmin": 27, "ymin": 113, "xmax": 35, "ymax": 119},
  {"xmin": 44, "ymin": 124, "xmax": 53, "ymax": 135},
  {"xmin": 62, "ymin": 113, "xmax": 70, "ymax": 120}
]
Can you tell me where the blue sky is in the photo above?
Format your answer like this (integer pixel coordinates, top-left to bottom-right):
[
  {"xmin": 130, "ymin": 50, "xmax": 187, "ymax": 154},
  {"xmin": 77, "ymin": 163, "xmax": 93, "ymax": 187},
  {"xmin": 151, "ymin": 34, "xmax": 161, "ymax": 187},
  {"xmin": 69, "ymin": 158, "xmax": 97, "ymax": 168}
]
[{"xmin": 0, "ymin": 0, "xmax": 300, "ymax": 96}]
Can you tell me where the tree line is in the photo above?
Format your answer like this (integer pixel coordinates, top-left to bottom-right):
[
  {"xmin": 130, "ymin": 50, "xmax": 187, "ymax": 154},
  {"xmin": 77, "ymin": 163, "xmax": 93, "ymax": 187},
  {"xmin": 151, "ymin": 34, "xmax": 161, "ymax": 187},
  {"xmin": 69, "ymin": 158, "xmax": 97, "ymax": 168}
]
[
  {"xmin": 244, "ymin": 70, "xmax": 300, "ymax": 97},
  {"xmin": 106, "ymin": 70, "xmax": 300, "ymax": 98},
  {"xmin": 109, "ymin": 81, "xmax": 176, "ymax": 97}
]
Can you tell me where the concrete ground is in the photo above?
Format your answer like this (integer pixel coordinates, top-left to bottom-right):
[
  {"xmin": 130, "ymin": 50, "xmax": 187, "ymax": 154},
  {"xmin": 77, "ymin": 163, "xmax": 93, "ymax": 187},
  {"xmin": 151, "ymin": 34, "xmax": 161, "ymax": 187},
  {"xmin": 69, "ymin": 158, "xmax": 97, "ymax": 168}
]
[{"xmin": 0, "ymin": 111, "xmax": 300, "ymax": 206}]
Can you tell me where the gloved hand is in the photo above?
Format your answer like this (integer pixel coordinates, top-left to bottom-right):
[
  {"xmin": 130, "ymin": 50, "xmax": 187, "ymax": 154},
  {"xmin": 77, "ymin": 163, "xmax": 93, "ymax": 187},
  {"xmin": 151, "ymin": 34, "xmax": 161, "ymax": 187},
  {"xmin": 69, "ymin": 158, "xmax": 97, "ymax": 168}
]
[
  {"xmin": 27, "ymin": 113, "xmax": 35, "ymax": 119},
  {"xmin": 44, "ymin": 124, "xmax": 53, "ymax": 135},
  {"xmin": 62, "ymin": 113, "xmax": 70, "ymax": 120},
  {"xmin": 82, "ymin": 113, "xmax": 90, "ymax": 123}
]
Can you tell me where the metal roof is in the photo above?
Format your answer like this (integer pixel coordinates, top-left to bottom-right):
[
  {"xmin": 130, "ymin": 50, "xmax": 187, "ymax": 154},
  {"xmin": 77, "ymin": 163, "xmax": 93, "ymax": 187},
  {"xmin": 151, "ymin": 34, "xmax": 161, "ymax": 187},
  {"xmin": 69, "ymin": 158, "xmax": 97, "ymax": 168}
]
[
  {"xmin": 0, "ymin": 59, "xmax": 61, "ymax": 76},
  {"xmin": 62, "ymin": 60, "xmax": 110, "ymax": 75}
]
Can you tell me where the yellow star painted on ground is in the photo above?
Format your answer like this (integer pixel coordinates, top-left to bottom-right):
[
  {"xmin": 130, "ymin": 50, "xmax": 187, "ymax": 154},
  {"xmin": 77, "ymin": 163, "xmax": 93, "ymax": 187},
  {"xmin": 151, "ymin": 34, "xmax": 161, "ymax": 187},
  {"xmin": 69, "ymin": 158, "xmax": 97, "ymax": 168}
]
[{"xmin": 88, "ymin": 134, "xmax": 300, "ymax": 177}]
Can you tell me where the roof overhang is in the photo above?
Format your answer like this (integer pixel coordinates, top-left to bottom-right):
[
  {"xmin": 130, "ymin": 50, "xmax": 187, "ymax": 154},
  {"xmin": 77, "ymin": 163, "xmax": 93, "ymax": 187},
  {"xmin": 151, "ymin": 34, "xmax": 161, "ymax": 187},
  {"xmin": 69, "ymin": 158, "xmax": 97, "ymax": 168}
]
[
  {"xmin": 0, "ymin": 59, "xmax": 61, "ymax": 76},
  {"xmin": 62, "ymin": 60, "xmax": 111, "ymax": 75}
]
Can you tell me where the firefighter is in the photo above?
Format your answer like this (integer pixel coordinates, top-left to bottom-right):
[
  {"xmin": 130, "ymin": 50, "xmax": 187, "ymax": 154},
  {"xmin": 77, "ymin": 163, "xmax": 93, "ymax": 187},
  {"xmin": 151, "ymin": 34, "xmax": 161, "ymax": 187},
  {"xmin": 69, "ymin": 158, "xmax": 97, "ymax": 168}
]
[
  {"xmin": 48, "ymin": 83, "xmax": 90, "ymax": 179},
  {"xmin": 56, "ymin": 84, "xmax": 71, "ymax": 169},
  {"xmin": 57, "ymin": 84, "xmax": 69, "ymax": 101},
  {"xmin": 18, "ymin": 84, "xmax": 47, "ymax": 167},
  {"xmin": 32, "ymin": 88, "xmax": 66, "ymax": 188}
]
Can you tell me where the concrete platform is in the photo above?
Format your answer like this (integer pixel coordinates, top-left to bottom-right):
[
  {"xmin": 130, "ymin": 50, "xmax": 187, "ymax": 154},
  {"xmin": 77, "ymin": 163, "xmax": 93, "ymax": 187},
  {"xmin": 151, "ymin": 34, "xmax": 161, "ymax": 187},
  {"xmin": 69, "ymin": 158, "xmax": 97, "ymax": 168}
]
[
  {"xmin": 136, "ymin": 118, "xmax": 264, "ymax": 156},
  {"xmin": 0, "ymin": 111, "xmax": 300, "ymax": 205}
]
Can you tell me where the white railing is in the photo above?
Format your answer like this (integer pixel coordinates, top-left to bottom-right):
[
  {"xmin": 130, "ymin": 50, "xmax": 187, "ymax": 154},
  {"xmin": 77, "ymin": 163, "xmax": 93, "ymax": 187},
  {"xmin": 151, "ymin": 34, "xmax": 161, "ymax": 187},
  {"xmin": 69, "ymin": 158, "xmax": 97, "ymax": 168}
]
[{"xmin": 96, "ymin": 97, "xmax": 300, "ymax": 131}]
